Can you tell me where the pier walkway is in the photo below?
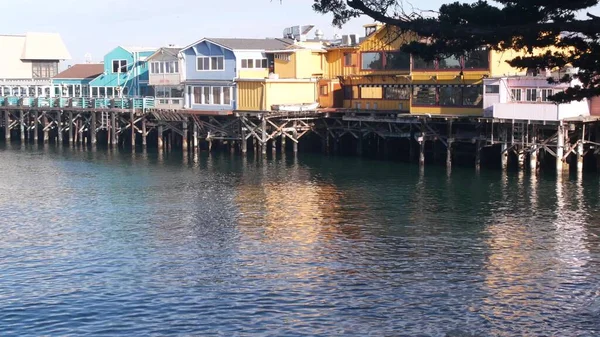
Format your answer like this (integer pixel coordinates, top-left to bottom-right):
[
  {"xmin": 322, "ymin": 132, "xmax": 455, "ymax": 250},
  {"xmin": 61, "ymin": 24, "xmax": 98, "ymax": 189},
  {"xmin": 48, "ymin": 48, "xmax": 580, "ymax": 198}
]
[{"xmin": 1, "ymin": 95, "xmax": 600, "ymax": 173}]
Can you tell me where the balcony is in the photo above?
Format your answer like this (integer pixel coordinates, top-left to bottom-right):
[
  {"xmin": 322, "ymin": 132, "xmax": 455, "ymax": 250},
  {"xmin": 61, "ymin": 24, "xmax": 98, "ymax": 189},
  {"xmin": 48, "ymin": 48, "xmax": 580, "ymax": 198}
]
[{"xmin": 484, "ymin": 101, "xmax": 589, "ymax": 121}]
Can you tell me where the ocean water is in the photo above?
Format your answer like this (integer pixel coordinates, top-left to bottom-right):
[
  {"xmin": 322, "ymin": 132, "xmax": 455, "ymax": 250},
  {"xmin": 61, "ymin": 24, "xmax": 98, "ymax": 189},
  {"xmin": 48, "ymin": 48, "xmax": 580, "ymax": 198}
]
[{"xmin": 1, "ymin": 143, "xmax": 599, "ymax": 336}]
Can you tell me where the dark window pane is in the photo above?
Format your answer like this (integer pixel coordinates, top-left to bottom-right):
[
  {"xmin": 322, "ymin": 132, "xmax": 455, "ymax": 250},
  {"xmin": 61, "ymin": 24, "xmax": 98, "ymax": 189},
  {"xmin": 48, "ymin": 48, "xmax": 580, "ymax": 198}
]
[
  {"xmin": 438, "ymin": 55, "xmax": 461, "ymax": 69},
  {"xmin": 439, "ymin": 87, "xmax": 462, "ymax": 106},
  {"xmin": 464, "ymin": 48, "xmax": 489, "ymax": 69},
  {"xmin": 412, "ymin": 57, "xmax": 436, "ymax": 70},
  {"xmin": 485, "ymin": 85, "xmax": 500, "ymax": 94},
  {"xmin": 413, "ymin": 87, "xmax": 437, "ymax": 105},
  {"xmin": 362, "ymin": 52, "xmax": 383, "ymax": 70},
  {"xmin": 384, "ymin": 87, "xmax": 410, "ymax": 100},
  {"xmin": 385, "ymin": 52, "xmax": 410, "ymax": 70},
  {"xmin": 463, "ymin": 86, "xmax": 483, "ymax": 106}
]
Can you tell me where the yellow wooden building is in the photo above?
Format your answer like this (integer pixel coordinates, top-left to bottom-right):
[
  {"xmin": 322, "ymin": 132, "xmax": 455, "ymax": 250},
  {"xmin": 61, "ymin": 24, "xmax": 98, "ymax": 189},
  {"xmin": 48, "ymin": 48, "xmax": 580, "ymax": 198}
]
[
  {"xmin": 321, "ymin": 23, "xmax": 531, "ymax": 116},
  {"xmin": 236, "ymin": 42, "xmax": 326, "ymax": 111}
]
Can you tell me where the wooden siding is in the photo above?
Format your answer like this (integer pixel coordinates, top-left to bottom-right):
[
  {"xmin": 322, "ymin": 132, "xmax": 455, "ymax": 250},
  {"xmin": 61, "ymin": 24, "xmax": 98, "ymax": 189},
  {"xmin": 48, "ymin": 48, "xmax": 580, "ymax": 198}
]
[
  {"xmin": 237, "ymin": 81, "xmax": 317, "ymax": 111},
  {"xmin": 274, "ymin": 54, "xmax": 296, "ymax": 79},
  {"xmin": 238, "ymin": 69, "xmax": 269, "ymax": 79},
  {"xmin": 410, "ymin": 106, "xmax": 483, "ymax": 116},
  {"xmin": 326, "ymin": 49, "xmax": 359, "ymax": 79},
  {"xmin": 237, "ymin": 81, "xmax": 265, "ymax": 110}
]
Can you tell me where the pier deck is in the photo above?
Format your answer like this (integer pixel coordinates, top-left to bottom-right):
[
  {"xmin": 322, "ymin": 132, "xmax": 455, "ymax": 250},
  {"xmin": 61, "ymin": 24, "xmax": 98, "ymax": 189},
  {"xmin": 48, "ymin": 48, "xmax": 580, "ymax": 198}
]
[{"xmin": 2, "ymin": 95, "xmax": 600, "ymax": 173}]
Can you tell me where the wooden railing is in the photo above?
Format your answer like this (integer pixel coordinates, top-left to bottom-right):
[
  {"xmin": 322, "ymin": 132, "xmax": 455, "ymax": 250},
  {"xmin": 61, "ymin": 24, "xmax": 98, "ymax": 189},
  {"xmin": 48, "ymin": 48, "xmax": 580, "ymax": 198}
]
[{"xmin": 0, "ymin": 96, "xmax": 156, "ymax": 110}]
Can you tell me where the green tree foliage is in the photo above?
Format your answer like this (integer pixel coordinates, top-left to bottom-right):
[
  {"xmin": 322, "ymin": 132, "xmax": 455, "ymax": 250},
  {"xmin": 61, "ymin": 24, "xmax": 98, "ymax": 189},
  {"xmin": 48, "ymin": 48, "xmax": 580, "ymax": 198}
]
[{"xmin": 311, "ymin": 0, "xmax": 600, "ymax": 102}]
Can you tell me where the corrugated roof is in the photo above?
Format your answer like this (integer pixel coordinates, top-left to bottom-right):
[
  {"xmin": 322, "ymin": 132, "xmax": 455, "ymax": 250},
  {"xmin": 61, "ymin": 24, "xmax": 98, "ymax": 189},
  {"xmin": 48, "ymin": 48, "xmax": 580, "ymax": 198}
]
[
  {"xmin": 207, "ymin": 38, "xmax": 293, "ymax": 51},
  {"xmin": 21, "ymin": 32, "xmax": 71, "ymax": 60},
  {"xmin": 54, "ymin": 64, "xmax": 104, "ymax": 79}
]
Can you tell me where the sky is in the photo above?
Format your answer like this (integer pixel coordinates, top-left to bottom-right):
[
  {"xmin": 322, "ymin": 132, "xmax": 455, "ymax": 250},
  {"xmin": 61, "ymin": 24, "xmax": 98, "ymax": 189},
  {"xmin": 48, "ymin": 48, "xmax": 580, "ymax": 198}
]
[{"xmin": 3, "ymin": 0, "xmax": 600, "ymax": 65}]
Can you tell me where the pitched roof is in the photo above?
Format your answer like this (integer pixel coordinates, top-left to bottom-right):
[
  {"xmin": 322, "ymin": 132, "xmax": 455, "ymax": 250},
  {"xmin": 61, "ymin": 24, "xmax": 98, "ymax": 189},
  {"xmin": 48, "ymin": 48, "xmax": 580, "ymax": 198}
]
[
  {"xmin": 147, "ymin": 47, "xmax": 182, "ymax": 60},
  {"xmin": 21, "ymin": 32, "xmax": 71, "ymax": 60},
  {"xmin": 206, "ymin": 38, "xmax": 293, "ymax": 51},
  {"xmin": 121, "ymin": 46, "xmax": 157, "ymax": 53},
  {"xmin": 53, "ymin": 63, "xmax": 104, "ymax": 79}
]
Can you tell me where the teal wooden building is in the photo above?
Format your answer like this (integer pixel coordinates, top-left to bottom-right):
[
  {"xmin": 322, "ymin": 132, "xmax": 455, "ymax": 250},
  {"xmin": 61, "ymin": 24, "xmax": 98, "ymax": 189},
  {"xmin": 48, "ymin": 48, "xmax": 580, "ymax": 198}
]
[
  {"xmin": 52, "ymin": 64, "xmax": 104, "ymax": 97},
  {"xmin": 88, "ymin": 46, "xmax": 156, "ymax": 98}
]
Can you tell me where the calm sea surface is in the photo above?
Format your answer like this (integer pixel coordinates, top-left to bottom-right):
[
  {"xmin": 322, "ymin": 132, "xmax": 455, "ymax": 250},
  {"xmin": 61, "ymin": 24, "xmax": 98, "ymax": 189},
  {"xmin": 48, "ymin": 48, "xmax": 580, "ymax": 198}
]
[{"xmin": 1, "ymin": 144, "xmax": 600, "ymax": 336}]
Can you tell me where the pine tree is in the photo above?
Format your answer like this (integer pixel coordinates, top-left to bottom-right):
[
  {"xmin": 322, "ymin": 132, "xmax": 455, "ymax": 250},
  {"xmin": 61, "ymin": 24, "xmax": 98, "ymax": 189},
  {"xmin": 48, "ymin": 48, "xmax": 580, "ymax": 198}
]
[{"xmin": 311, "ymin": 0, "xmax": 600, "ymax": 102}]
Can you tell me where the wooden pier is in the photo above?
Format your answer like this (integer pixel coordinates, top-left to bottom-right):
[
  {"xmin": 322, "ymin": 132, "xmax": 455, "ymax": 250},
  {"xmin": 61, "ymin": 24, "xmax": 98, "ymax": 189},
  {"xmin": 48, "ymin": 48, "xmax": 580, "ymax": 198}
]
[{"xmin": 1, "ymin": 96, "xmax": 600, "ymax": 174}]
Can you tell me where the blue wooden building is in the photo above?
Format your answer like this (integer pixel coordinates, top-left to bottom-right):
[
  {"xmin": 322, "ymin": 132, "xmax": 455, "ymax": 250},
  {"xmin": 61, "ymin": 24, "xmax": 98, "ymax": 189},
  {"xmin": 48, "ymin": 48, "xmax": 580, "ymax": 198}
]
[
  {"xmin": 88, "ymin": 46, "xmax": 156, "ymax": 98},
  {"xmin": 180, "ymin": 38, "xmax": 291, "ymax": 111}
]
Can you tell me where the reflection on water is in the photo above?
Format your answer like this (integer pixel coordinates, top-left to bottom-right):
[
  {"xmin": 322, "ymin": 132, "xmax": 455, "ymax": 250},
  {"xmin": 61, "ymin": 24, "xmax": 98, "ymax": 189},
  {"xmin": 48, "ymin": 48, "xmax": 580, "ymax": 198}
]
[{"xmin": 0, "ymin": 143, "xmax": 599, "ymax": 336}]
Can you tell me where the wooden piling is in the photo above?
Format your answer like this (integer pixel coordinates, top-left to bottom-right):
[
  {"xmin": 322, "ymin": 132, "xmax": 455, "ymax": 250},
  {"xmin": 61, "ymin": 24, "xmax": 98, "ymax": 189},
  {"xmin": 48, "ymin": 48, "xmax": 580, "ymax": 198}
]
[
  {"xmin": 90, "ymin": 111, "xmax": 96, "ymax": 145},
  {"xmin": 556, "ymin": 124, "xmax": 565, "ymax": 173},
  {"xmin": 182, "ymin": 121, "xmax": 188, "ymax": 151},
  {"xmin": 4, "ymin": 111, "xmax": 10, "ymax": 141},
  {"xmin": 261, "ymin": 115, "xmax": 267, "ymax": 155},
  {"xmin": 42, "ymin": 113, "xmax": 48, "ymax": 143},
  {"xmin": 157, "ymin": 124, "xmax": 164, "ymax": 150},
  {"xmin": 19, "ymin": 111, "xmax": 25, "ymax": 141},
  {"xmin": 446, "ymin": 121, "xmax": 453, "ymax": 168},
  {"xmin": 68, "ymin": 111, "xmax": 73, "ymax": 145},
  {"xmin": 111, "ymin": 112, "xmax": 117, "ymax": 146},
  {"xmin": 142, "ymin": 117, "xmax": 147, "ymax": 148},
  {"xmin": 57, "ymin": 111, "xmax": 63, "ymax": 145},
  {"xmin": 130, "ymin": 109, "xmax": 136, "ymax": 149}
]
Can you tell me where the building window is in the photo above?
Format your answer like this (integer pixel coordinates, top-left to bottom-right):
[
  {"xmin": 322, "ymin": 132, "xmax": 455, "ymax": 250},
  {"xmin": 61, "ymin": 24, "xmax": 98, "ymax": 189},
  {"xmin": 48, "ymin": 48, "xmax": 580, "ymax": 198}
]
[
  {"xmin": 412, "ymin": 57, "xmax": 436, "ymax": 70},
  {"xmin": 343, "ymin": 52, "xmax": 354, "ymax": 67},
  {"xmin": 241, "ymin": 59, "xmax": 268, "ymax": 69},
  {"xmin": 462, "ymin": 86, "xmax": 483, "ymax": 106},
  {"xmin": 32, "ymin": 61, "xmax": 58, "ymax": 78},
  {"xmin": 197, "ymin": 56, "xmax": 224, "ymax": 71},
  {"xmin": 526, "ymin": 88, "xmax": 538, "ymax": 102},
  {"xmin": 362, "ymin": 52, "xmax": 383, "ymax": 70},
  {"xmin": 275, "ymin": 54, "xmax": 291, "ymax": 62},
  {"xmin": 320, "ymin": 85, "xmax": 328, "ymax": 96},
  {"xmin": 464, "ymin": 48, "xmax": 489, "ymax": 69},
  {"xmin": 439, "ymin": 87, "xmax": 463, "ymax": 106},
  {"xmin": 413, "ymin": 87, "xmax": 437, "ymax": 105},
  {"xmin": 510, "ymin": 88, "xmax": 522, "ymax": 101},
  {"xmin": 192, "ymin": 86, "xmax": 232, "ymax": 105},
  {"xmin": 485, "ymin": 85, "xmax": 500, "ymax": 94},
  {"xmin": 151, "ymin": 61, "xmax": 179, "ymax": 74},
  {"xmin": 112, "ymin": 59, "xmax": 127, "ymax": 73},
  {"xmin": 438, "ymin": 55, "xmax": 461, "ymax": 69},
  {"xmin": 384, "ymin": 87, "xmax": 410, "ymax": 100},
  {"xmin": 360, "ymin": 86, "xmax": 382, "ymax": 99},
  {"xmin": 384, "ymin": 52, "xmax": 410, "ymax": 70},
  {"xmin": 541, "ymin": 89, "xmax": 554, "ymax": 102}
]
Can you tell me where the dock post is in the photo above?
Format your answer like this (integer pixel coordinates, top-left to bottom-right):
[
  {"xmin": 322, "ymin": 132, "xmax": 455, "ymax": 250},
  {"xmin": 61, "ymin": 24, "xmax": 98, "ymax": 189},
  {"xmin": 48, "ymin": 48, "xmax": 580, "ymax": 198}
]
[
  {"xmin": 57, "ymin": 111, "xmax": 63, "ymax": 145},
  {"xmin": 576, "ymin": 125, "xmax": 585, "ymax": 174},
  {"xmin": 208, "ymin": 139, "xmax": 213, "ymax": 152},
  {"xmin": 182, "ymin": 120, "xmax": 188, "ymax": 151},
  {"xmin": 271, "ymin": 138, "xmax": 276, "ymax": 155},
  {"xmin": 192, "ymin": 122, "xmax": 198, "ymax": 151},
  {"xmin": 19, "ymin": 111, "xmax": 25, "ymax": 142},
  {"xmin": 68, "ymin": 111, "xmax": 73, "ymax": 145},
  {"xmin": 241, "ymin": 124, "xmax": 247, "ymax": 154},
  {"xmin": 261, "ymin": 115, "xmax": 267, "ymax": 155},
  {"xmin": 90, "ymin": 111, "xmax": 96, "ymax": 145},
  {"xmin": 281, "ymin": 134, "xmax": 286, "ymax": 153},
  {"xmin": 446, "ymin": 121, "xmax": 453, "ymax": 168},
  {"xmin": 419, "ymin": 139, "xmax": 425, "ymax": 166},
  {"xmin": 130, "ymin": 108, "xmax": 136, "ymax": 149},
  {"xmin": 530, "ymin": 128, "xmax": 538, "ymax": 173},
  {"xmin": 142, "ymin": 117, "xmax": 148, "ymax": 148},
  {"xmin": 517, "ymin": 147, "xmax": 526, "ymax": 170},
  {"xmin": 42, "ymin": 113, "xmax": 48, "ymax": 143},
  {"xmin": 111, "ymin": 112, "xmax": 117, "ymax": 147},
  {"xmin": 33, "ymin": 111, "xmax": 38, "ymax": 142},
  {"xmin": 157, "ymin": 124, "xmax": 164, "ymax": 150},
  {"xmin": 4, "ymin": 111, "xmax": 10, "ymax": 141},
  {"xmin": 556, "ymin": 124, "xmax": 565, "ymax": 173},
  {"xmin": 475, "ymin": 139, "xmax": 481, "ymax": 171},
  {"xmin": 293, "ymin": 128, "xmax": 298, "ymax": 154},
  {"xmin": 357, "ymin": 134, "xmax": 363, "ymax": 156},
  {"xmin": 500, "ymin": 125, "xmax": 508, "ymax": 170}
]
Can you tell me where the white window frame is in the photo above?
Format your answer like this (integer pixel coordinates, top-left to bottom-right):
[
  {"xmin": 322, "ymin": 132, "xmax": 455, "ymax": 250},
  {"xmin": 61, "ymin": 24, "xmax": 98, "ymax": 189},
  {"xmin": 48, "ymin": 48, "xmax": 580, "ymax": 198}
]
[
  {"xmin": 510, "ymin": 88, "xmax": 522, "ymax": 102},
  {"xmin": 112, "ymin": 59, "xmax": 127, "ymax": 73},
  {"xmin": 191, "ymin": 86, "xmax": 233, "ymax": 105},
  {"xmin": 540, "ymin": 89, "xmax": 554, "ymax": 102},
  {"xmin": 197, "ymin": 56, "xmax": 225, "ymax": 71},
  {"xmin": 525, "ymin": 88, "xmax": 538, "ymax": 102}
]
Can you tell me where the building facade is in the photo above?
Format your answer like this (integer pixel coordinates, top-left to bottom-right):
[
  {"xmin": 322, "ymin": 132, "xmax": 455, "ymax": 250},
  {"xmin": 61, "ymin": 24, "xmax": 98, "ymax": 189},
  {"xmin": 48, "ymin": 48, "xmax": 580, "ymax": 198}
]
[
  {"xmin": 147, "ymin": 47, "xmax": 183, "ymax": 109},
  {"xmin": 0, "ymin": 32, "xmax": 71, "ymax": 97},
  {"xmin": 52, "ymin": 64, "xmax": 104, "ymax": 98},
  {"xmin": 88, "ymin": 46, "xmax": 155, "ymax": 98},
  {"xmin": 180, "ymin": 38, "xmax": 291, "ymax": 111}
]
